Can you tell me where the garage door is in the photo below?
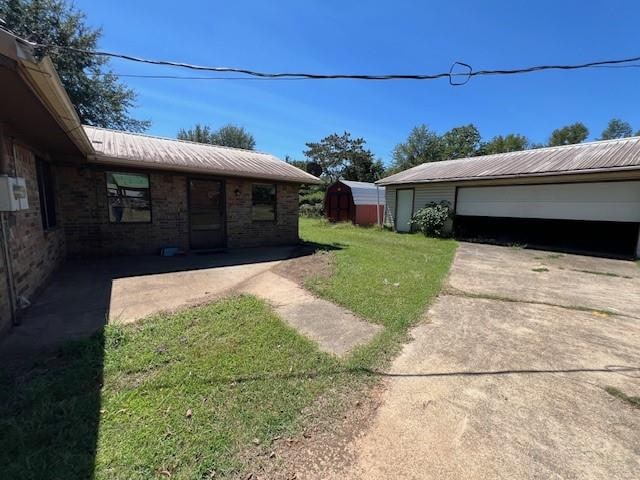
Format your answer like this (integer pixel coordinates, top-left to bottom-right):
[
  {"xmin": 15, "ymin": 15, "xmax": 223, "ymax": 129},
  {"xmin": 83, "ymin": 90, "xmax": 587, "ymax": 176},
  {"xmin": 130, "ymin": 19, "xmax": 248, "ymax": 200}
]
[{"xmin": 456, "ymin": 181, "xmax": 640, "ymax": 222}]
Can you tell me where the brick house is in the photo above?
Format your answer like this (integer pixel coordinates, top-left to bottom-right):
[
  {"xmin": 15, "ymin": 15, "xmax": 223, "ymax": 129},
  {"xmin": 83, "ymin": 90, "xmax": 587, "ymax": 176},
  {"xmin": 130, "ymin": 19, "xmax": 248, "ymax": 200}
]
[{"xmin": 0, "ymin": 30, "xmax": 319, "ymax": 332}]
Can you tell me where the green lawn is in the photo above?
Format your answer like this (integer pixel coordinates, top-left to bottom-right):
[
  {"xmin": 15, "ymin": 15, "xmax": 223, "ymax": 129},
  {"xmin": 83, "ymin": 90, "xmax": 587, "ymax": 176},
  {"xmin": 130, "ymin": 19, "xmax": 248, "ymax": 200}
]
[
  {"xmin": 0, "ymin": 220, "xmax": 456, "ymax": 479},
  {"xmin": 0, "ymin": 297, "xmax": 343, "ymax": 480},
  {"xmin": 300, "ymin": 218, "xmax": 457, "ymax": 367}
]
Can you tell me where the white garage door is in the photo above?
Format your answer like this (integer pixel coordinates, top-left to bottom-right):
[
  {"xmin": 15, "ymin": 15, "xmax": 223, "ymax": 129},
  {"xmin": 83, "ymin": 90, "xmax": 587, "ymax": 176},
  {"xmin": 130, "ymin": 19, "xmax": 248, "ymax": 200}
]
[{"xmin": 456, "ymin": 181, "xmax": 640, "ymax": 222}]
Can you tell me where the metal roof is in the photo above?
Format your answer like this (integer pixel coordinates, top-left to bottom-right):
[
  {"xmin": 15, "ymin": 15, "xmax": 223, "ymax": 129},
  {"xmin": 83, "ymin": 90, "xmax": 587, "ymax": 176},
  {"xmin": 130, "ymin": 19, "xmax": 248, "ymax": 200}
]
[
  {"xmin": 339, "ymin": 180, "xmax": 385, "ymax": 205},
  {"xmin": 377, "ymin": 136, "xmax": 640, "ymax": 186},
  {"xmin": 84, "ymin": 125, "xmax": 321, "ymax": 184}
]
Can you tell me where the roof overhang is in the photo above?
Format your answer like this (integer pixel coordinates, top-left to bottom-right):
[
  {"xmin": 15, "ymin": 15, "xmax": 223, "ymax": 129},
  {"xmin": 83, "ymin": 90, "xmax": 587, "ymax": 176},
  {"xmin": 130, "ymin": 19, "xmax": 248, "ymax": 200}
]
[
  {"xmin": 0, "ymin": 29, "xmax": 92, "ymax": 158},
  {"xmin": 377, "ymin": 164, "xmax": 640, "ymax": 187},
  {"xmin": 89, "ymin": 154, "xmax": 322, "ymax": 184}
]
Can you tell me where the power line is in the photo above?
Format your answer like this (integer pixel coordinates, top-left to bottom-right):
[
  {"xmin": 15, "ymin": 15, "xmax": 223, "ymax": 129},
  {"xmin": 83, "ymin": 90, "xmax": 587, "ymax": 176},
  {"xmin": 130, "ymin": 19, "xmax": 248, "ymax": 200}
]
[{"xmin": 4, "ymin": 25, "xmax": 640, "ymax": 85}]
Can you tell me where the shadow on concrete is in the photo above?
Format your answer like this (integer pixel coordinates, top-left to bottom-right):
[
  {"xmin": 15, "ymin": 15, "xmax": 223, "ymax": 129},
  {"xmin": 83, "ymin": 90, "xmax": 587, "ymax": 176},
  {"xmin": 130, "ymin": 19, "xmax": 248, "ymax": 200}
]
[
  {"xmin": 455, "ymin": 215, "xmax": 640, "ymax": 259},
  {"xmin": 0, "ymin": 242, "xmax": 342, "ymax": 480}
]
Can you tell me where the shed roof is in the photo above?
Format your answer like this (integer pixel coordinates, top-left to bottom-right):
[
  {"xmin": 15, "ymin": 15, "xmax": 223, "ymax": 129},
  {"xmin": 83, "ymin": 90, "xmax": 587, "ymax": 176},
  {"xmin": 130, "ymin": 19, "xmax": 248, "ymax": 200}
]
[
  {"xmin": 377, "ymin": 136, "xmax": 640, "ymax": 186},
  {"xmin": 339, "ymin": 180, "xmax": 385, "ymax": 205},
  {"xmin": 84, "ymin": 126, "xmax": 321, "ymax": 184}
]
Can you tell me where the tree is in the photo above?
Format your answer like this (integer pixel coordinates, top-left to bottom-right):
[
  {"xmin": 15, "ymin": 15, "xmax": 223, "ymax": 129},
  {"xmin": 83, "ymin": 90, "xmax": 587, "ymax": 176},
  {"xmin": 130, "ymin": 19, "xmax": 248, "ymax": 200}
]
[
  {"xmin": 478, "ymin": 134, "xmax": 530, "ymax": 155},
  {"xmin": 177, "ymin": 124, "xmax": 213, "ymax": 143},
  {"xmin": 1, "ymin": 0, "xmax": 149, "ymax": 131},
  {"xmin": 600, "ymin": 118, "xmax": 633, "ymax": 140},
  {"xmin": 177, "ymin": 123, "xmax": 256, "ymax": 149},
  {"xmin": 211, "ymin": 124, "xmax": 256, "ymax": 150},
  {"xmin": 548, "ymin": 122, "xmax": 589, "ymax": 146},
  {"xmin": 303, "ymin": 132, "xmax": 375, "ymax": 182},
  {"xmin": 342, "ymin": 156, "xmax": 384, "ymax": 183},
  {"xmin": 441, "ymin": 124, "xmax": 481, "ymax": 159},
  {"xmin": 389, "ymin": 125, "xmax": 444, "ymax": 174}
]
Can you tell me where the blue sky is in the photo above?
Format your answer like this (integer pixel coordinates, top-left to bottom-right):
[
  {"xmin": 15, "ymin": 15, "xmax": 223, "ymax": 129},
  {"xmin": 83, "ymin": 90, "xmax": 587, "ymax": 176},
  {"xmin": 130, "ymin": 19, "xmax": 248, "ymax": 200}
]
[{"xmin": 76, "ymin": 0, "xmax": 640, "ymax": 165}]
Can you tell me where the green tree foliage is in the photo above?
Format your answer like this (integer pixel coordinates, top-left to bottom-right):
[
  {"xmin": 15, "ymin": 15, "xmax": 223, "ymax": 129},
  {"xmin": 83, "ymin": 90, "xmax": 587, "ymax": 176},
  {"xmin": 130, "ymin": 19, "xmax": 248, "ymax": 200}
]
[
  {"xmin": 389, "ymin": 125, "xmax": 444, "ymax": 174},
  {"xmin": 342, "ymin": 156, "xmax": 384, "ymax": 183},
  {"xmin": 304, "ymin": 132, "xmax": 376, "ymax": 182},
  {"xmin": 177, "ymin": 124, "xmax": 214, "ymax": 143},
  {"xmin": 478, "ymin": 134, "xmax": 530, "ymax": 155},
  {"xmin": 177, "ymin": 123, "xmax": 256, "ymax": 150},
  {"xmin": 600, "ymin": 118, "xmax": 633, "ymax": 140},
  {"xmin": 1, "ymin": 0, "xmax": 149, "ymax": 131},
  {"xmin": 441, "ymin": 124, "xmax": 481, "ymax": 159},
  {"xmin": 210, "ymin": 124, "xmax": 256, "ymax": 150},
  {"xmin": 548, "ymin": 122, "xmax": 589, "ymax": 146}
]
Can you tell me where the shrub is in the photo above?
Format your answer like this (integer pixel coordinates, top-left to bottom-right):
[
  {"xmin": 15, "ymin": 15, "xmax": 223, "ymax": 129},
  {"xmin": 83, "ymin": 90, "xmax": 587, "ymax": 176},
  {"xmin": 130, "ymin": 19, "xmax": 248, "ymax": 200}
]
[
  {"xmin": 299, "ymin": 190, "xmax": 325, "ymax": 206},
  {"xmin": 409, "ymin": 201, "xmax": 454, "ymax": 237},
  {"xmin": 300, "ymin": 202, "xmax": 323, "ymax": 218}
]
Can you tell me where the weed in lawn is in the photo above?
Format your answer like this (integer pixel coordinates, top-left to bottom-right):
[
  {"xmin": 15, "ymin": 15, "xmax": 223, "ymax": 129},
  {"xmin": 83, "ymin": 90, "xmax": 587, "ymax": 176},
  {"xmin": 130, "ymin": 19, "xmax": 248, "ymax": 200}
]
[
  {"xmin": 572, "ymin": 269, "xmax": 633, "ymax": 279},
  {"xmin": 604, "ymin": 386, "xmax": 640, "ymax": 408}
]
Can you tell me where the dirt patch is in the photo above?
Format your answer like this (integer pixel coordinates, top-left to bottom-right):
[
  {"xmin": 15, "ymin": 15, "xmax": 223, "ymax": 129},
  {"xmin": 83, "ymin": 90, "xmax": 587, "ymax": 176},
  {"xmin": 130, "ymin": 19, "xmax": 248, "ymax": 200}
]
[
  {"xmin": 239, "ymin": 379, "xmax": 388, "ymax": 480},
  {"xmin": 273, "ymin": 251, "xmax": 335, "ymax": 286}
]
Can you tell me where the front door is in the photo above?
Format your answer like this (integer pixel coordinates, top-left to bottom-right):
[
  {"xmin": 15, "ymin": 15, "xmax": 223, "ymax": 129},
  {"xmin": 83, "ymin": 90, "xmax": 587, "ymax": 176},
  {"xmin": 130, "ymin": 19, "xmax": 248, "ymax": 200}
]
[
  {"xmin": 189, "ymin": 179, "xmax": 225, "ymax": 249},
  {"xmin": 396, "ymin": 189, "xmax": 414, "ymax": 232}
]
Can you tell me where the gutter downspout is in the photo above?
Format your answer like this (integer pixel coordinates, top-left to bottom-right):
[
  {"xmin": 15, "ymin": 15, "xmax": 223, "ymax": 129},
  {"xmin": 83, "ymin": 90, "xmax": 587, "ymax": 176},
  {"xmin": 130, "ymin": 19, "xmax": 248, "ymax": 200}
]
[{"xmin": 0, "ymin": 125, "xmax": 17, "ymax": 325}]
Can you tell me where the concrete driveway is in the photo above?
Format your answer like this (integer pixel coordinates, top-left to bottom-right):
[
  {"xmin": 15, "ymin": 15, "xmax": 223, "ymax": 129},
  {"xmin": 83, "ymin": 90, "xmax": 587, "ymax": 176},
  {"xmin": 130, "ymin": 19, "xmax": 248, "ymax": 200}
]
[{"xmin": 328, "ymin": 243, "xmax": 640, "ymax": 479}]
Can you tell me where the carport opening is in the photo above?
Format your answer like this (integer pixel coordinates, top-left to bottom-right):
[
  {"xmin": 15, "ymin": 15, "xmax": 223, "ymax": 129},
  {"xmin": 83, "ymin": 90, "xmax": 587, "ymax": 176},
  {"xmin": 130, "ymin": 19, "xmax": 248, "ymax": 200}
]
[{"xmin": 455, "ymin": 216, "xmax": 640, "ymax": 259}]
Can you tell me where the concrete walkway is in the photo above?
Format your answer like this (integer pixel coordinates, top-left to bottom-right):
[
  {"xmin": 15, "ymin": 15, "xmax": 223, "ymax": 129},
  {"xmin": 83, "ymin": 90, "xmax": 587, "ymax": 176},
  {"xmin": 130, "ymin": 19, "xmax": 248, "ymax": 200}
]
[
  {"xmin": 317, "ymin": 243, "xmax": 640, "ymax": 480},
  {"xmin": 0, "ymin": 246, "xmax": 378, "ymax": 365},
  {"xmin": 242, "ymin": 271, "xmax": 381, "ymax": 356}
]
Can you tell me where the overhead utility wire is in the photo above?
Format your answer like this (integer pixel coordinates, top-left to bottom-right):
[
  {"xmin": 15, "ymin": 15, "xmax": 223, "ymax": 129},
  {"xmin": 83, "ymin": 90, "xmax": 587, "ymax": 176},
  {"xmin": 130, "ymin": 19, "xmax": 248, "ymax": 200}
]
[{"xmin": 4, "ymin": 26, "xmax": 640, "ymax": 85}]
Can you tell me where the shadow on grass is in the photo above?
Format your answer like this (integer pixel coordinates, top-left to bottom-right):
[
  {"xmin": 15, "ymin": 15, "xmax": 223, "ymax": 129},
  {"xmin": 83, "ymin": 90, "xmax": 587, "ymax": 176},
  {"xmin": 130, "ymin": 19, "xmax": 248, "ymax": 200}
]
[{"xmin": 0, "ymin": 331, "xmax": 105, "ymax": 480}]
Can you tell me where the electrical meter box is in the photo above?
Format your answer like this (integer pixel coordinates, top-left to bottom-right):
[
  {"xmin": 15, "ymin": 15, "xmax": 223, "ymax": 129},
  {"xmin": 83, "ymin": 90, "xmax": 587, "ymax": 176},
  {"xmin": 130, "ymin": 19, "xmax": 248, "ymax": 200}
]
[{"xmin": 0, "ymin": 176, "xmax": 29, "ymax": 211}]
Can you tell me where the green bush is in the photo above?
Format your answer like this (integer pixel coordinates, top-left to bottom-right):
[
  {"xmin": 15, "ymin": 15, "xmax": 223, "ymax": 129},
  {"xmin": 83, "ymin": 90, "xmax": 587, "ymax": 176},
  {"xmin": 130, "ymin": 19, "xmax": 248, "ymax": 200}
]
[
  {"xmin": 409, "ymin": 201, "xmax": 454, "ymax": 237},
  {"xmin": 299, "ymin": 190, "xmax": 325, "ymax": 206},
  {"xmin": 300, "ymin": 202, "xmax": 323, "ymax": 217}
]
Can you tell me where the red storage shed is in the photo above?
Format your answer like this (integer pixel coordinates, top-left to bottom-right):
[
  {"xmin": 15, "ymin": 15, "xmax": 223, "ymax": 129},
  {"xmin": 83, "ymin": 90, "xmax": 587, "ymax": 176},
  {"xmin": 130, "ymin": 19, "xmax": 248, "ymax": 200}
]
[{"xmin": 324, "ymin": 180, "xmax": 385, "ymax": 225}]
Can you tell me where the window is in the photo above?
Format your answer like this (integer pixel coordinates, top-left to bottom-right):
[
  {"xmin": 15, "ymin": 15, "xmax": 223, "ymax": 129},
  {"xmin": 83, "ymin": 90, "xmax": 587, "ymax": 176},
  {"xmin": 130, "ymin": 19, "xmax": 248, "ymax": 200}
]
[
  {"xmin": 36, "ymin": 158, "xmax": 56, "ymax": 230},
  {"xmin": 252, "ymin": 183, "xmax": 276, "ymax": 221},
  {"xmin": 106, "ymin": 172, "xmax": 151, "ymax": 223}
]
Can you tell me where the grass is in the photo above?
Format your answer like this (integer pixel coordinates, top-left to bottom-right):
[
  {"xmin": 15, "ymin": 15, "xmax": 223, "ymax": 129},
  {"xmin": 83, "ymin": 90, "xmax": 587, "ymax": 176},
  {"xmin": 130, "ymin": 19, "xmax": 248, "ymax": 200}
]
[
  {"xmin": 1, "ymin": 220, "xmax": 457, "ymax": 479},
  {"xmin": 532, "ymin": 267, "xmax": 549, "ymax": 272},
  {"xmin": 604, "ymin": 386, "xmax": 640, "ymax": 408},
  {"xmin": 572, "ymin": 269, "xmax": 633, "ymax": 279},
  {"xmin": 300, "ymin": 218, "xmax": 457, "ymax": 367},
  {"xmin": 0, "ymin": 296, "xmax": 343, "ymax": 480}
]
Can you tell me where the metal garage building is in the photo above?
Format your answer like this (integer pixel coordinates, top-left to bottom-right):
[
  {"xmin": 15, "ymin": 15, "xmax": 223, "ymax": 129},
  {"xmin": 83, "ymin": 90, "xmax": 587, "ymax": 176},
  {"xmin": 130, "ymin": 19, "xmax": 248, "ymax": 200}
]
[{"xmin": 378, "ymin": 137, "xmax": 640, "ymax": 258}]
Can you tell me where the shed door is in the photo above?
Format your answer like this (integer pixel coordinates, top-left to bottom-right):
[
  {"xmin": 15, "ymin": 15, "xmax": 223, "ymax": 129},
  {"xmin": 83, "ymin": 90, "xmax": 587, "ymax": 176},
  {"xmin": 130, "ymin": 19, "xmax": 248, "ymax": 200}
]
[
  {"xmin": 189, "ymin": 179, "xmax": 225, "ymax": 249},
  {"xmin": 456, "ymin": 182, "xmax": 640, "ymax": 222},
  {"xmin": 396, "ymin": 189, "xmax": 414, "ymax": 232},
  {"xmin": 328, "ymin": 192, "xmax": 351, "ymax": 222}
]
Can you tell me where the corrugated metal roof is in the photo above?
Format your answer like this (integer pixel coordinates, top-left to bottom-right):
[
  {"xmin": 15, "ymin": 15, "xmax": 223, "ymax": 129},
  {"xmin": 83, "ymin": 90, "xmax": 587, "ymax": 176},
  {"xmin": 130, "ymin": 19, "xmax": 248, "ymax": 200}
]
[
  {"xmin": 340, "ymin": 180, "xmax": 385, "ymax": 206},
  {"xmin": 83, "ymin": 125, "xmax": 321, "ymax": 184},
  {"xmin": 377, "ymin": 136, "xmax": 640, "ymax": 186}
]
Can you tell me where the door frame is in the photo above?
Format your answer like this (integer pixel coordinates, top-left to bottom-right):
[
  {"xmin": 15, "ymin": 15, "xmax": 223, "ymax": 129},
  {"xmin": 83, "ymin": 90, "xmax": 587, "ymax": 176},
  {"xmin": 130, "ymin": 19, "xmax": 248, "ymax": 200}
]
[
  {"xmin": 394, "ymin": 188, "xmax": 415, "ymax": 232},
  {"xmin": 187, "ymin": 176, "xmax": 227, "ymax": 250}
]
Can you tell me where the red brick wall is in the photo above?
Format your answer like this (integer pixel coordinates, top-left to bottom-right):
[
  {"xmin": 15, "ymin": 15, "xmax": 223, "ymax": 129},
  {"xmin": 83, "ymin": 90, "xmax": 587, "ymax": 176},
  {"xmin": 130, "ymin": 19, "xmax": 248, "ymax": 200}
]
[
  {"xmin": 55, "ymin": 163, "xmax": 300, "ymax": 256},
  {"xmin": 226, "ymin": 178, "xmax": 300, "ymax": 248},
  {"xmin": 0, "ymin": 143, "xmax": 66, "ymax": 333},
  {"xmin": 55, "ymin": 164, "xmax": 190, "ymax": 257}
]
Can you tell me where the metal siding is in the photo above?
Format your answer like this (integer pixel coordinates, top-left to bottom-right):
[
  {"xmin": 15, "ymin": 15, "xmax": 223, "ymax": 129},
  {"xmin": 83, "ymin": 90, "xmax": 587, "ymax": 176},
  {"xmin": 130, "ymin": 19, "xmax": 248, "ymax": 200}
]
[
  {"xmin": 457, "ymin": 181, "xmax": 640, "ymax": 222},
  {"xmin": 378, "ymin": 136, "xmax": 640, "ymax": 186},
  {"xmin": 339, "ymin": 180, "xmax": 385, "ymax": 205},
  {"xmin": 413, "ymin": 184, "xmax": 456, "ymax": 209},
  {"xmin": 83, "ymin": 125, "xmax": 320, "ymax": 184}
]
